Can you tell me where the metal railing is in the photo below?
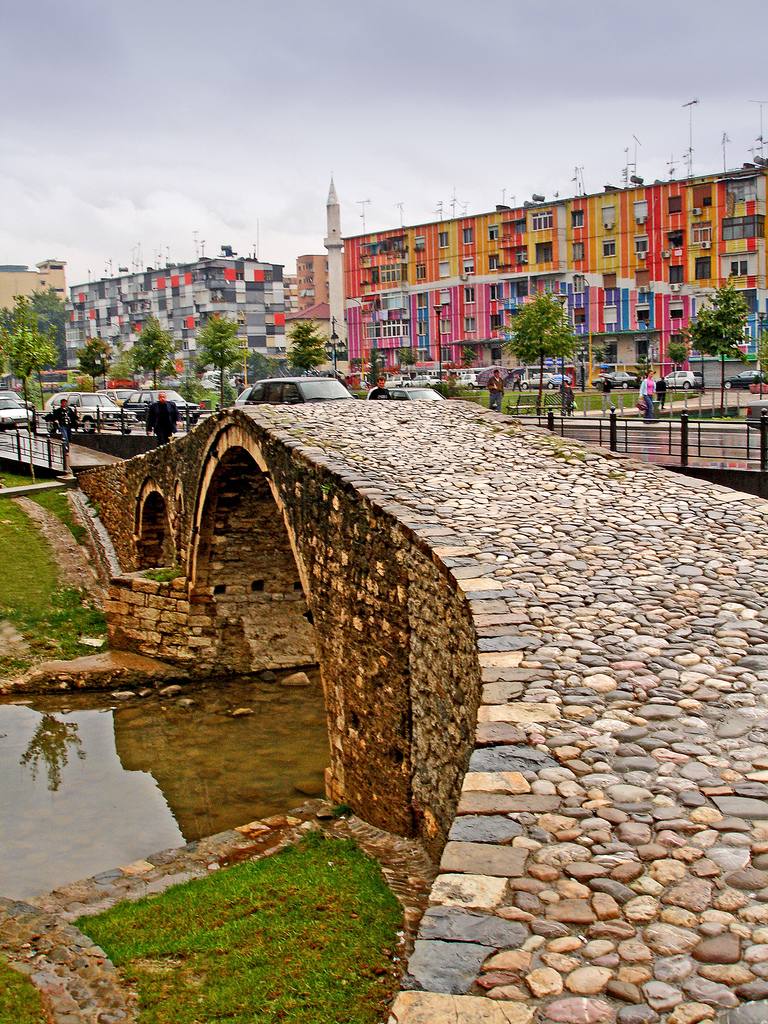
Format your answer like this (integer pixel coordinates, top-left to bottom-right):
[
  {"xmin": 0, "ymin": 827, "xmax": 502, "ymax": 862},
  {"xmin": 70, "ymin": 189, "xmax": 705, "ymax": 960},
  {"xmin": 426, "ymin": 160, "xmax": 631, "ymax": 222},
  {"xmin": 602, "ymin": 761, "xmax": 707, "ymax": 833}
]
[{"xmin": 0, "ymin": 429, "xmax": 67, "ymax": 472}]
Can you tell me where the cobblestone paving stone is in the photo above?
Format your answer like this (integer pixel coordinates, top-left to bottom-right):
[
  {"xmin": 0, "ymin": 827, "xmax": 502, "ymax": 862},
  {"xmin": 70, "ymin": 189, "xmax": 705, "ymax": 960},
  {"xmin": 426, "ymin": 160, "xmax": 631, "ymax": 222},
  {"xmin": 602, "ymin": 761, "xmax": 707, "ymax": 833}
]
[{"xmin": 8, "ymin": 400, "xmax": 768, "ymax": 1024}]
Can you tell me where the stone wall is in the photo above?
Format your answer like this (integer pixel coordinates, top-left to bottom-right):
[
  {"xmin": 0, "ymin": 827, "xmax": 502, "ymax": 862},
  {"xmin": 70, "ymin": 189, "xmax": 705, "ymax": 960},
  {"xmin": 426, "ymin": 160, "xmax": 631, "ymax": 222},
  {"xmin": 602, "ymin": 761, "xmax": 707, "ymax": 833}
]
[{"xmin": 78, "ymin": 410, "xmax": 482, "ymax": 853}]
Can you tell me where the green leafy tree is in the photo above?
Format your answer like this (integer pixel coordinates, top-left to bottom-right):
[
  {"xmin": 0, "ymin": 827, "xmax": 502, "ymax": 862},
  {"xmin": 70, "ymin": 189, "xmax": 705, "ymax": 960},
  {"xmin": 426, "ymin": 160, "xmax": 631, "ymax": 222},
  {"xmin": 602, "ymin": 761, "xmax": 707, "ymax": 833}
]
[
  {"xmin": 504, "ymin": 292, "xmax": 576, "ymax": 406},
  {"xmin": 366, "ymin": 347, "xmax": 386, "ymax": 387},
  {"xmin": 0, "ymin": 295, "xmax": 57, "ymax": 479},
  {"xmin": 634, "ymin": 355, "xmax": 653, "ymax": 380},
  {"xmin": 684, "ymin": 281, "xmax": 749, "ymax": 409},
  {"xmin": 461, "ymin": 345, "xmax": 478, "ymax": 368},
  {"xmin": 31, "ymin": 288, "xmax": 69, "ymax": 369},
  {"xmin": 195, "ymin": 314, "xmax": 242, "ymax": 409},
  {"xmin": 288, "ymin": 319, "xmax": 327, "ymax": 373},
  {"xmin": 398, "ymin": 346, "xmax": 417, "ymax": 368},
  {"xmin": 667, "ymin": 337, "xmax": 690, "ymax": 370},
  {"xmin": 246, "ymin": 350, "xmax": 283, "ymax": 383},
  {"xmin": 109, "ymin": 337, "xmax": 134, "ymax": 384},
  {"xmin": 131, "ymin": 316, "xmax": 176, "ymax": 386},
  {"xmin": 77, "ymin": 336, "xmax": 111, "ymax": 390}
]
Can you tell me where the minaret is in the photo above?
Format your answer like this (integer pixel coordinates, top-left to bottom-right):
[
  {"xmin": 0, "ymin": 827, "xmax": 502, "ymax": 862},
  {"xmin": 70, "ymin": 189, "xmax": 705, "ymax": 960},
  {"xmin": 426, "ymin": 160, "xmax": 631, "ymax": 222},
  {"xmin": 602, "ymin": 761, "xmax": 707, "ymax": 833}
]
[{"xmin": 324, "ymin": 176, "xmax": 345, "ymax": 353}]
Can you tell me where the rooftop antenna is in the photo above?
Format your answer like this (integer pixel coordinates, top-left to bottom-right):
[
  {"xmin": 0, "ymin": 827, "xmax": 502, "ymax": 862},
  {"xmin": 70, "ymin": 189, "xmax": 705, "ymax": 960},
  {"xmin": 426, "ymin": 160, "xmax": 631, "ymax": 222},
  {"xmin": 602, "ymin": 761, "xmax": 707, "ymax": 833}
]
[
  {"xmin": 667, "ymin": 154, "xmax": 677, "ymax": 178},
  {"xmin": 256, "ymin": 218, "xmax": 259, "ymax": 261},
  {"xmin": 395, "ymin": 202, "xmax": 404, "ymax": 227},
  {"xmin": 105, "ymin": 259, "xmax": 112, "ymax": 278},
  {"xmin": 683, "ymin": 98, "xmax": 699, "ymax": 178},
  {"xmin": 750, "ymin": 100, "xmax": 768, "ymax": 158},
  {"xmin": 436, "ymin": 200, "xmax": 443, "ymax": 221},
  {"xmin": 722, "ymin": 132, "xmax": 731, "ymax": 172},
  {"xmin": 633, "ymin": 135, "xmax": 642, "ymax": 178},
  {"xmin": 201, "ymin": 239, "xmax": 205, "ymax": 258},
  {"xmin": 450, "ymin": 187, "xmax": 466, "ymax": 219},
  {"xmin": 193, "ymin": 230, "xmax": 199, "ymax": 260},
  {"xmin": 501, "ymin": 188, "xmax": 506, "ymax": 205},
  {"xmin": 357, "ymin": 199, "xmax": 370, "ymax": 233},
  {"xmin": 572, "ymin": 167, "xmax": 585, "ymax": 196}
]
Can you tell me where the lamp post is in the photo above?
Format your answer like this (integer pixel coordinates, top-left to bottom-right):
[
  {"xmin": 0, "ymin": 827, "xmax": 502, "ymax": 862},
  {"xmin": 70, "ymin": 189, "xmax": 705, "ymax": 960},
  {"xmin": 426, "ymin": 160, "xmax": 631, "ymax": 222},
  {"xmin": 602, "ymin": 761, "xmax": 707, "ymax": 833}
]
[
  {"xmin": 327, "ymin": 316, "xmax": 339, "ymax": 375},
  {"xmin": 577, "ymin": 345, "xmax": 588, "ymax": 391},
  {"xmin": 434, "ymin": 302, "xmax": 443, "ymax": 379}
]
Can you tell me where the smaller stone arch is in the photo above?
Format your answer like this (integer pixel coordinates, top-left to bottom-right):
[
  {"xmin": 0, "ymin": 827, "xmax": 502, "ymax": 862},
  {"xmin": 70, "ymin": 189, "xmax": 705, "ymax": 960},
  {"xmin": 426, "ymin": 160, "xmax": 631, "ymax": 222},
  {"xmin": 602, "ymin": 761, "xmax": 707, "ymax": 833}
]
[
  {"xmin": 172, "ymin": 480, "xmax": 185, "ymax": 567},
  {"xmin": 134, "ymin": 478, "xmax": 172, "ymax": 570}
]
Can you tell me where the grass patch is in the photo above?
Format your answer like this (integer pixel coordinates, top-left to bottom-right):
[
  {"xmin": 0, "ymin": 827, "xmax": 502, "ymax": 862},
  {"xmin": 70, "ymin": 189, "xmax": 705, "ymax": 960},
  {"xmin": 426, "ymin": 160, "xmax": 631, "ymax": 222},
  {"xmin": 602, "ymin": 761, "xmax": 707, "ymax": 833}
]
[
  {"xmin": 143, "ymin": 567, "xmax": 184, "ymax": 583},
  {"xmin": 0, "ymin": 501, "xmax": 105, "ymax": 673},
  {"xmin": 0, "ymin": 957, "xmax": 48, "ymax": 1024},
  {"xmin": 0, "ymin": 471, "xmax": 86, "ymax": 544},
  {"xmin": 78, "ymin": 832, "xmax": 402, "ymax": 1024}
]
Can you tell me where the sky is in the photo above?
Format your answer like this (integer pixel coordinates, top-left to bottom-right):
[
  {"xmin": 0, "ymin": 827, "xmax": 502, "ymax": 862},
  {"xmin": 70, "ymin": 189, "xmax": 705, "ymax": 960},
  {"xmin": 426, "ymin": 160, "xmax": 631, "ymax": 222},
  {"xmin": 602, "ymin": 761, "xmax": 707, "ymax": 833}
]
[{"xmin": 1, "ymin": 0, "xmax": 767, "ymax": 290}]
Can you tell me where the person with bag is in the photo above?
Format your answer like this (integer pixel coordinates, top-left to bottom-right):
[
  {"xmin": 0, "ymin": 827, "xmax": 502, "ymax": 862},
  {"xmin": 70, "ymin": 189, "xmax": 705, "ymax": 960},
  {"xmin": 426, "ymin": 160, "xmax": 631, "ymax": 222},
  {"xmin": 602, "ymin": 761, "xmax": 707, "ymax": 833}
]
[
  {"xmin": 600, "ymin": 377, "xmax": 615, "ymax": 414},
  {"xmin": 639, "ymin": 370, "xmax": 655, "ymax": 421},
  {"xmin": 487, "ymin": 369, "xmax": 504, "ymax": 412},
  {"xmin": 51, "ymin": 398, "xmax": 78, "ymax": 452}
]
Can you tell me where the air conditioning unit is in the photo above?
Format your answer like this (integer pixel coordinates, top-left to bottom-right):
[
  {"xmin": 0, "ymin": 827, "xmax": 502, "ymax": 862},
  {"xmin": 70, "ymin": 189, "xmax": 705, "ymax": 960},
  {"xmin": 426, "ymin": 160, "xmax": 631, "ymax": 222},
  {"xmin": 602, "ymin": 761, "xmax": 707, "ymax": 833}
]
[
  {"xmin": 459, "ymin": 273, "xmax": 468, "ymax": 281},
  {"xmin": 604, "ymin": 222, "xmax": 615, "ymax": 230},
  {"xmin": 661, "ymin": 250, "xmax": 670, "ymax": 258},
  {"xmin": 636, "ymin": 215, "xmax": 647, "ymax": 224},
  {"xmin": 701, "ymin": 240, "xmax": 711, "ymax": 250},
  {"xmin": 637, "ymin": 251, "xmax": 647, "ymax": 259},
  {"xmin": 670, "ymin": 283, "xmax": 681, "ymax": 292},
  {"xmin": 692, "ymin": 207, "xmax": 702, "ymax": 216}
]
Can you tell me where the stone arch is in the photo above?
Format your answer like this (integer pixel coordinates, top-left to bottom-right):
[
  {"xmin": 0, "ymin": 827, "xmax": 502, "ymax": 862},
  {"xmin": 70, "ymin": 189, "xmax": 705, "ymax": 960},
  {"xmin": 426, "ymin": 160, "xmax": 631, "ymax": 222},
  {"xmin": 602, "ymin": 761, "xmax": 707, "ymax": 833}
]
[
  {"xmin": 172, "ymin": 480, "xmax": 185, "ymax": 566},
  {"xmin": 134, "ymin": 478, "xmax": 172, "ymax": 570},
  {"xmin": 187, "ymin": 425, "xmax": 316, "ymax": 672}
]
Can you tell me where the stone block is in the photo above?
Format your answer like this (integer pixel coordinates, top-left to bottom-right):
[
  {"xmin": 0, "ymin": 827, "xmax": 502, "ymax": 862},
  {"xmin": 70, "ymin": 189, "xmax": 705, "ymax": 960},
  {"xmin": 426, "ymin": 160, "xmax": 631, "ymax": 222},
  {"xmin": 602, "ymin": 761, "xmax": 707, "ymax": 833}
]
[{"xmin": 441, "ymin": 842, "xmax": 528, "ymax": 878}]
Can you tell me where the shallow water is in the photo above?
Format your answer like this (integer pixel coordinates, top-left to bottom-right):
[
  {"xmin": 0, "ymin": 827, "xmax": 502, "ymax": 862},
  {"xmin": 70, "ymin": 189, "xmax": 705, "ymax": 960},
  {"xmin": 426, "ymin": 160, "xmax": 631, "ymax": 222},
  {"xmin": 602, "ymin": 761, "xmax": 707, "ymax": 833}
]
[{"xmin": 0, "ymin": 672, "xmax": 329, "ymax": 899}]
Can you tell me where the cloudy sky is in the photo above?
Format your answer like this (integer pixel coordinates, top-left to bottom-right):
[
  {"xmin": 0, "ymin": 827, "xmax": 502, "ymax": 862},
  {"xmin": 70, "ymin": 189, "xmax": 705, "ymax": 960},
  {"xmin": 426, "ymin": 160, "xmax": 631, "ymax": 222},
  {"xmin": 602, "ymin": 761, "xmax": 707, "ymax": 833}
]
[{"xmin": 1, "ymin": 0, "xmax": 766, "ymax": 289}]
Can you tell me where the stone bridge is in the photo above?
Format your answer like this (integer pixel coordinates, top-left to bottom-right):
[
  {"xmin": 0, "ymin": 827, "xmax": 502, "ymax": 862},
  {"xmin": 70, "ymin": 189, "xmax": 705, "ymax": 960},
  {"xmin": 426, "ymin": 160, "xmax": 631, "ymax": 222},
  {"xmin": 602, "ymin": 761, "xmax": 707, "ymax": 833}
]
[{"xmin": 79, "ymin": 401, "xmax": 768, "ymax": 1024}]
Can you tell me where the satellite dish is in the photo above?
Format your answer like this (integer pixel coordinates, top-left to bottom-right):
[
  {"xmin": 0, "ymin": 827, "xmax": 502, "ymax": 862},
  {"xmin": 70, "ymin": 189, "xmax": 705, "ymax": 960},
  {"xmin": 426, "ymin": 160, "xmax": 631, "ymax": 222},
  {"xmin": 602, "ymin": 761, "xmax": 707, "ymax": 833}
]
[
  {"xmin": 532, "ymin": 193, "xmax": 546, "ymax": 202},
  {"xmin": 630, "ymin": 175, "xmax": 644, "ymax": 185}
]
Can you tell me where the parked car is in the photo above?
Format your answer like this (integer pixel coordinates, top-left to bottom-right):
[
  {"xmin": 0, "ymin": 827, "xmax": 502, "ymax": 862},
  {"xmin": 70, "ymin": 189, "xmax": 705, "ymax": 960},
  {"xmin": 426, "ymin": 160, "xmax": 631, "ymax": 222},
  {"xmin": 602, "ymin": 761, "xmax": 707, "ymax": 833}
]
[
  {"xmin": 389, "ymin": 388, "xmax": 445, "ymax": 401},
  {"xmin": 43, "ymin": 392, "xmax": 136, "ymax": 434},
  {"xmin": 521, "ymin": 373, "xmax": 558, "ymax": 390},
  {"xmin": 746, "ymin": 399, "xmax": 768, "ymax": 428},
  {"xmin": 96, "ymin": 388, "xmax": 135, "ymax": 407},
  {"xmin": 592, "ymin": 371, "xmax": 641, "ymax": 389},
  {"xmin": 663, "ymin": 371, "xmax": 704, "ymax": 391},
  {"xmin": 0, "ymin": 393, "xmax": 36, "ymax": 431},
  {"xmin": 235, "ymin": 378, "xmax": 355, "ymax": 405},
  {"xmin": 724, "ymin": 369, "xmax": 768, "ymax": 390},
  {"xmin": 121, "ymin": 389, "xmax": 202, "ymax": 425}
]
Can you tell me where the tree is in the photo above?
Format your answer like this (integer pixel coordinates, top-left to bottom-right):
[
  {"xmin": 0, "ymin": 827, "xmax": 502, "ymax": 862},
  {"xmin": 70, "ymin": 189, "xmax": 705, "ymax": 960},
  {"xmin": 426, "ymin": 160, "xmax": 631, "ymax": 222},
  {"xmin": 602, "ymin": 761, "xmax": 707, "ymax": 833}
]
[
  {"xmin": 288, "ymin": 320, "xmax": 327, "ymax": 373},
  {"xmin": 109, "ymin": 337, "xmax": 134, "ymax": 384},
  {"xmin": 461, "ymin": 345, "xmax": 478, "ymax": 368},
  {"xmin": 131, "ymin": 316, "xmax": 176, "ymax": 386},
  {"xmin": 0, "ymin": 295, "xmax": 57, "ymax": 480},
  {"xmin": 31, "ymin": 288, "xmax": 69, "ymax": 369},
  {"xmin": 77, "ymin": 336, "xmax": 111, "ymax": 390},
  {"xmin": 366, "ymin": 347, "xmax": 386, "ymax": 387},
  {"xmin": 398, "ymin": 346, "xmax": 417, "ymax": 369},
  {"xmin": 684, "ymin": 281, "xmax": 749, "ymax": 409},
  {"xmin": 196, "ymin": 314, "xmax": 242, "ymax": 409},
  {"xmin": 667, "ymin": 337, "xmax": 690, "ymax": 370},
  {"xmin": 504, "ymin": 292, "xmax": 576, "ymax": 407}
]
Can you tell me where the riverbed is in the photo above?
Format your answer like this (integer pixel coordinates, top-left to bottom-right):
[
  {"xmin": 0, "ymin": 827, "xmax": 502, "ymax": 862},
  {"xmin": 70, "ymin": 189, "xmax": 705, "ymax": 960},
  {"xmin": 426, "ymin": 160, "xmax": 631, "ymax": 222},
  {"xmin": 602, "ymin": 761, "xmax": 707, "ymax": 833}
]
[{"xmin": 0, "ymin": 671, "xmax": 329, "ymax": 899}]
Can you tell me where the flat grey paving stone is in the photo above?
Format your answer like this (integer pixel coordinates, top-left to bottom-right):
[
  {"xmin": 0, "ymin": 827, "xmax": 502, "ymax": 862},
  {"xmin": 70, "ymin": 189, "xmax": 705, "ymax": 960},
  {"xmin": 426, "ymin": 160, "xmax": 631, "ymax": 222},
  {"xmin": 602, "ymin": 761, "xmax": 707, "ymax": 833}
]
[
  {"xmin": 418, "ymin": 907, "xmax": 527, "ymax": 947},
  {"xmin": 469, "ymin": 746, "xmax": 559, "ymax": 772},
  {"xmin": 404, "ymin": 939, "xmax": 491, "ymax": 994},
  {"xmin": 440, "ymin": 841, "xmax": 528, "ymax": 877},
  {"xmin": 448, "ymin": 815, "xmax": 523, "ymax": 844},
  {"xmin": 712, "ymin": 796, "xmax": 768, "ymax": 820}
]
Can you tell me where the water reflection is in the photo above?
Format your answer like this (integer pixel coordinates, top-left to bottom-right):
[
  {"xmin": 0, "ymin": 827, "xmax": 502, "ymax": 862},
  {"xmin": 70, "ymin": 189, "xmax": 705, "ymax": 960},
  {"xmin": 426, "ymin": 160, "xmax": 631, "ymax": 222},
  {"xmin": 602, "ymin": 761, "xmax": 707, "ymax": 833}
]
[
  {"xmin": 20, "ymin": 714, "xmax": 86, "ymax": 790},
  {"xmin": 0, "ymin": 671, "xmax": 329, "ymax": 900}
]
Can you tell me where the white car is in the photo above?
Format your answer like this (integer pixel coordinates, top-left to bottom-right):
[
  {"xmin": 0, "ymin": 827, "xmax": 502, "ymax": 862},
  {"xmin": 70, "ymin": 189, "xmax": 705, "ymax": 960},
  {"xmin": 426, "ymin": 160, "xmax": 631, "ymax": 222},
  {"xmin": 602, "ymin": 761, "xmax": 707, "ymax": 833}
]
[
  {"xmin": 0, "ymin": 394, "xmax": 36, "ymax": 431},
  {"xmin": 389, "ymin": 387, "xmax": 445, "ymax": 401},
  {"xmin": 44, "ymin": 392, "xmax": 137, "ymax": 433}
]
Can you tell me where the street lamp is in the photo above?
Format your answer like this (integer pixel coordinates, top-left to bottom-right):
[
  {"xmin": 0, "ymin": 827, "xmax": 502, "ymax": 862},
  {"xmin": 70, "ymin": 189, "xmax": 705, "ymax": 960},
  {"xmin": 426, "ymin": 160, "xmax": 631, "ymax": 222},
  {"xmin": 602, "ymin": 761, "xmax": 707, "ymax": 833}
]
[
  {"xmin": 326, "ymin": 316, "xmax": 339, "ymax": 375},
  {"xmin": 434, "ymin": 302, "xmax": 443, "ymax": 379},
  {"xmin": 577, "ymin": 344, "xmax": 588, "ymax": 391}
]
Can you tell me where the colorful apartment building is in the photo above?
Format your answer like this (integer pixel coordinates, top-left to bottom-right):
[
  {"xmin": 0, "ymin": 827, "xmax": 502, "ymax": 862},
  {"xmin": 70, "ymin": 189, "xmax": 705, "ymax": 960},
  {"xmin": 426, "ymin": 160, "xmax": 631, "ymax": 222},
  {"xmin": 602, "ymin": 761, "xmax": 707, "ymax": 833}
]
[
  {"xmin": 343, "ymin": 165, "xmax": 767, "ymax": 373},
  {"xmin": 296, "ymin": 254, "xmax": 329, "ymax": 311},
  {"xmin": 66, "ymin": 257, "xmax": 286, "ymax": 371}
]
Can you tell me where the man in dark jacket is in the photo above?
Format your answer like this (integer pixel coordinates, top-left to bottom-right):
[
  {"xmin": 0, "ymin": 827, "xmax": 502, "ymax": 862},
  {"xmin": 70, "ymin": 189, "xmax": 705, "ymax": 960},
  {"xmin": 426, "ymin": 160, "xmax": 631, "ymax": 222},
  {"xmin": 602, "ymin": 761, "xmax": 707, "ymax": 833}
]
[
  {"xmin": 146, "ymin": 392, "xmax": 179, "ymax": 445},
  {"xmin": 51, "ymin": 398, "xmax": 78, "ymax": 452}
]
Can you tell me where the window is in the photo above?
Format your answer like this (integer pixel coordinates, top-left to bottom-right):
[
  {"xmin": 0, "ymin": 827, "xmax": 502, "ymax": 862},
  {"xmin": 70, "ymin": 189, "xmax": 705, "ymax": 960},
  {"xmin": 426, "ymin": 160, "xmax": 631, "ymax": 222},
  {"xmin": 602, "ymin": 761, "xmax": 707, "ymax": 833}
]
[
  {"xmin": 464, "ymin": 286, "xmax": 475, "ymax": 302},
  {"xmin": 667, "ymin": 230, "xmax": 684, "ymax": 249},
  {"xmin": 601, "ymin": 206, "xmax": 616, "ymax": 228},
  {"xmin": 440, "ymin": 290, "xmax": 450, "ymax": 304},
  {"xmin": 531, "ymin": 210, "xmax": 553, "ymax": 231},
  {"xmin": 463, "ymin": 258, "xmax": 474, "ymax": 275},
  {"xmin": 603, "ymin": 239, "xmax": 616, "ymax": 257},
  {"xmin": 571, "ymin": 210, "xmax": 584, "ymax": 228},
  {"xmin": 668, "ymin": 195, "xmax": 683, "ymax": 214},
  {"xmin": 604, "ymin": 305, "xmax": 618, "ymax": 324},
  {"xmin": 490, "ymin": 313, "xmax": 502, "ymax": 330},
  {"xmin": 730, "ymin": 260, "xmax": 749, "ymax": 276},
  {"xmin": 692, "ymin": 222, "xmax": 712, "ymax": 244},
  {"xmin": 511, "ymin": 217, "xmax": 526, "ymax": 234},
  {"xmin": 515, "ymin": 280, "xmax": 529, "ymax": 298},
  {"xmin": 488, "ymin": 254, "xmax": 499, "ymax": 270},
  {"xmin": 572, "ymin": 241, "xmax": 585, "ymax": 261},
  {"xmin": 573, "ymin": 275, "xmax": 586, "ymax": 293},
  {"xmin": 695, "ymin": 257, "xmax": 711, "ymax": 280},
  {"xmin": 439, "ymin": 231, "xmax": 449, "ymax": 248},
  {"xmin": 462, "ymin": 227, "xmax": 474, "ymax": 244},
  {"xmin": 636, "ymin": 269, "xmax": 650, "ymax": 288},
  {"xmin": 488, "ymin": 224, "xmax": 499, "ymax": 240},
  {"xmin": 414, "ymin": 235, "xmax": 425, "ymax": 251},
  {"xmin": 489, "ymin": 283, "xmax": 501, "ymax": 301},
  {"xmin": 464, "ymin": 317, "xmax": 476, "ymax": 332},
  {"xmin": 417, "ymin": 320, "xmax": 427, "ymax": 336},
  {"xmin": 381, "ymin": 266, "xmax": 401, "ymax": 283},
  {"xmin": 692, "ymin": 184, "xmax": 712, "ymax": 208},
  {"xmin": 669, "ymin": 265, "xmax": 684, "ymax": 283},
  {"xmin": 574, "ymin": 308, "xmax": 586, "ymax": 325},
  {"xmin": 723, "ymin": 215, "xmax": 765, "ymax": 240},
  {"xmin": 416, "ymin": 264, "xmax": 426, "ymax": 280},
  {"xmin": 439, "ymin": 261, "xmax": 450, "ymax": 278},
  {"xmin": 370, "ymin": 268, "xmax": 379, "ymax": 283},
  {"xmin": 728, "ymin": 178, "xmax": 758, "ymax": 203},
  {"xmin": 635, "ymin": 236, "xmax": 648, "ymax": 254},
  {"xmin": 440, "ymin": 317, "xmax": 451, "ymax": 334},
  {"xmin": 603, "ymin": 273, "xmax": 617, "ymax": 289},
  {"xmin": 637, "ymin": 308, "xmax": 650, "ymax": 324},
  {"xmin": 670, "ymin": 306, "xmax": 684, "ymax": 320},
  {"xmin": 536, "ymin": 242, "xmax": 553, "ymax": 263},
  {"xmin": 417, "ymin": 292, "xmax": 428, "ymax": 308},
  {"xmin": 634, "ymin": 200, "xmax": 649, "ymax": 222}
]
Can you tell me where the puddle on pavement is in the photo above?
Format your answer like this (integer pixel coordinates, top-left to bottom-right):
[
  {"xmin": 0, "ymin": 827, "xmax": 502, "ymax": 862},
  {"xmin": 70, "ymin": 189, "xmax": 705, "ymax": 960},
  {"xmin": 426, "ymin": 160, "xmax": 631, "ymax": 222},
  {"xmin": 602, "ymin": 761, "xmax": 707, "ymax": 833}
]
[{"xmin": 0, "ymin": 671, "xmax": 329, "ymax": 900}]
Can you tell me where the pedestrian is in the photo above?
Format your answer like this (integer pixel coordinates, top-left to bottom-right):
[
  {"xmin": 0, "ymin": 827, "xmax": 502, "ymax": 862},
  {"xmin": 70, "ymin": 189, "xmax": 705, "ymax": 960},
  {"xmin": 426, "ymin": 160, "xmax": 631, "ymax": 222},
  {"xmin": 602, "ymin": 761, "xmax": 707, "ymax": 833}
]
[
  {"xmin": 510, "ymin": 371, "xmax": 523, "ymax": 391},
  {"xmin": 367, "ymin": 375, "xmax": 392, "ymax": 400},
  {"xmin": 146, "ymin": 391, "xmax": 179, "ymax": 445},
  {"xmin": 488, "ymin": 369, "xmax": 504, "ymax": 412},
  {"xmin": 600, "ymin": 377, "xmax": 615, "ymax": 414},
  {"xmin": 655, "ymin": 375, "xmax": 667, "ymax": 412},
  {"xmin": 562, "ymin": 383, "xmax": 575, "ymax": 416},
  {"xmin": 639, "ymin": 369, "xmax": 655, "ymax": 421},
  {"xmin": 51, "ymin": 397, "xmax": 78, "ymax": 452}
]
